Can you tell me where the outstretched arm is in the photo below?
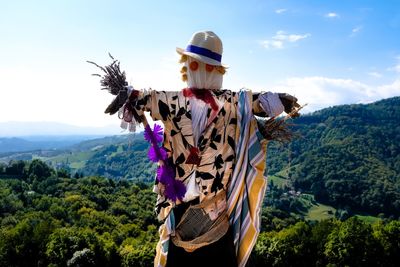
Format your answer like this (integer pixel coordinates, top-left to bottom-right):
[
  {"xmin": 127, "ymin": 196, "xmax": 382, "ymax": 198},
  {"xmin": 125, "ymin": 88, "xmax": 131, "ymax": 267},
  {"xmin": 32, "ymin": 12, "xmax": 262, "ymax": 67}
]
[
  {"xmin": 278, "ymin": 93, "xmax": 301, "ymax": 117},
  {"xmin": 252, "ymin": 91, "xmax": 300, "ymax": 117},
  {"xmin": 107, "ymin": 87, "xmax": 181, "ymax": 132},
  {"xmin": 116, "ymin": 88, "xmax": 176, "ymax": 124},
  {"xmin": 88, "ymin": 55, "xmax": 176, "ymax": 129}
]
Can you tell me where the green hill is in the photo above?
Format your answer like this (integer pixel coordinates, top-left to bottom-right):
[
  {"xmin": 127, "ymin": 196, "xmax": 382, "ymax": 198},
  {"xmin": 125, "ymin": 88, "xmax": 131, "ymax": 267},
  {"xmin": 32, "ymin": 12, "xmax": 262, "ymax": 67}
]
[
  {"xmin": 44, "ymin": 135, "xmax": 154, "ymax": 182},
  {"xmin": 267, "ymin": 97, "xmax": 400, "ymax": 218}
]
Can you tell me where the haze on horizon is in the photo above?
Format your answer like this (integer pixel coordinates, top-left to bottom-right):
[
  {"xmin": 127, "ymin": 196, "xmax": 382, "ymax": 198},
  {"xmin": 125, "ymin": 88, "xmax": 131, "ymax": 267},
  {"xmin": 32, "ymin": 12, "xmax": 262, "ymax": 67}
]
[{"xmin": 1, "ymin": 0, "xmax": 399, "ymax": 128}]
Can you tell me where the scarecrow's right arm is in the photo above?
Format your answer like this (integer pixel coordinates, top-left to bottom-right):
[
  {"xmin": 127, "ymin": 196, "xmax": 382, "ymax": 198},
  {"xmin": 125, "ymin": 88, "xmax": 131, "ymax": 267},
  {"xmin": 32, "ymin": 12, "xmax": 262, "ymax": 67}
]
[
  {"xmin": 105, "ymin": 87, "xmax": 175, "ymax": 131},
  {"xmin": 88, "ymin": 56, "xmax": 172, "ymax": 128},
  {"xmin": 105, "ymin": 87, "xmax": 155, "ymax": 122}
]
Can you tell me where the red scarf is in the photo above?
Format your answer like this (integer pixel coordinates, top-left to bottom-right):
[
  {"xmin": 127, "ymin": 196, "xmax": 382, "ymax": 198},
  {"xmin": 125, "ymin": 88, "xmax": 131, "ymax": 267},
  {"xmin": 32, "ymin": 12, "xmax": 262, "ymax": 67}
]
[
  {"xmin": 182, "ymin": 88, "xmax": 220, "ymax": 165},
  {"xmin": 182, "ymin": 88, "xmax": 219, "ymax": 111}
]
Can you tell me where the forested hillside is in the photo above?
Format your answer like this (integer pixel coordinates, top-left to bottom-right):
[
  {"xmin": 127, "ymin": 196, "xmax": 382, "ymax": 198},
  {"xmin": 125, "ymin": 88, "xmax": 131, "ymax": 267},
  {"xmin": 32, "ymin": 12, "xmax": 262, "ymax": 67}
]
[
  {"xmin": 81, "ymin": 136, "xmax": 155, "ymax": 183},
  {"xmin": 267, "ymin": 97, "xmax": 400, "ymax": 218},
  {"xmin": 0, "ymin": 160, "xmax": 399, "ymax": 266}
]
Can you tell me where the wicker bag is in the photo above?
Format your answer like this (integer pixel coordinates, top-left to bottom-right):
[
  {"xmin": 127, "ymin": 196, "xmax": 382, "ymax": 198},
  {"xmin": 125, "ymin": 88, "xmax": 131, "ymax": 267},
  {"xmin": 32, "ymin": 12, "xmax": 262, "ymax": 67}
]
[{"xmin": 171, "ymin": 192, "xmax": 229, "ymax": 252}]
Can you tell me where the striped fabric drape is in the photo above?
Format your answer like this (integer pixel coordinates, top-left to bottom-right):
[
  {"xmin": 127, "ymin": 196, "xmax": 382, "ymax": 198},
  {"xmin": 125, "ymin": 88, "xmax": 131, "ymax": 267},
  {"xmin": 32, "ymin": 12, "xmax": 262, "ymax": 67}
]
[{"xmin": 227, "ymin": 89, "xmax": 269, "ymax": 267}]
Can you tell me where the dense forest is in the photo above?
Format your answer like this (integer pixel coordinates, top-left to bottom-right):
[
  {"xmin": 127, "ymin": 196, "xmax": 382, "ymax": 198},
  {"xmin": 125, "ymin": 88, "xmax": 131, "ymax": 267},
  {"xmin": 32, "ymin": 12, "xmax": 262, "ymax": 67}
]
[
  {"xmin": 0, "ymin": 160, "xmax": 157, "ymax": 267},
  {"xmin": 0, "ymin": 160, "xmax": 399, "ymax": 266}
]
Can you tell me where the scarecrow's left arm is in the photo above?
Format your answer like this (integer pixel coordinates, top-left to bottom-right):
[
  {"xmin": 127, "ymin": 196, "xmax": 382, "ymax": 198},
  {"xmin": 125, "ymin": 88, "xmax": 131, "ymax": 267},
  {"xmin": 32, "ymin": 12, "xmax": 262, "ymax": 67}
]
[{"xmin": 252, "ymin": 92, "xmax": 300, "ymax": 117}]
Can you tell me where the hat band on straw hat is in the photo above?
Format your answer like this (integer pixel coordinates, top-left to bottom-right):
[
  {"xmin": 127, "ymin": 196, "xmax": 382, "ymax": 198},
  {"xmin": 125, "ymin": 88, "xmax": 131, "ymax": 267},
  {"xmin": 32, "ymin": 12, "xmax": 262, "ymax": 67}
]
[{"xmin": 186, "ymin": 45, "xmax": 222, "ymax": 63}]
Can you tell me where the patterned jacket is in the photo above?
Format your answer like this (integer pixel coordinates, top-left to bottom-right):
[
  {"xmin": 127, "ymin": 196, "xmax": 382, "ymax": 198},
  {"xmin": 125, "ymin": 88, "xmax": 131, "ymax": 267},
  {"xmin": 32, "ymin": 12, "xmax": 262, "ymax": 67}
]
[{"xmin": 128, "ymin": 89, "xmax": 268, "ymax": 220}]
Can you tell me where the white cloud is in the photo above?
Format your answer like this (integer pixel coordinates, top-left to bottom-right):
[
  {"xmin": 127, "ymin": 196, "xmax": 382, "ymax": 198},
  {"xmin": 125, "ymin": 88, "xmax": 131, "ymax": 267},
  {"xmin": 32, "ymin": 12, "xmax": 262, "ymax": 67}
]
[
  {"xmin": 377, "ymin": 79, "xmax": 400, "ymax": 98},
  {"xmin": 272, "ymin": 76, "xmax": 400, "ymax": 112},
  {"xmin": 275, "ymin": 9, "xmax": 287, "ymax": 14},
  {"xmin": 261, "ymin": 31, "xmax": 311, "ymax": 49},
  {"xmin": 325, "ymin": 12, "xmax": 339, "ymax": 18},
  {"xmin": 262, "ymin": 40, "xmax": 284, "ymax": 49},
  {"xmin": 368, "ymin": 72, "xmax": 382, "ymax": 78}
]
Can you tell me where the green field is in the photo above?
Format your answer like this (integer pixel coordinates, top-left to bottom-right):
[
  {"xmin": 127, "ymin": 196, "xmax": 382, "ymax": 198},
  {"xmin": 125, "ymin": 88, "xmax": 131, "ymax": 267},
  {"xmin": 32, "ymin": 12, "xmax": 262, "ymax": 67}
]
[
  {"xmin": 356, "ymin": 215, "xmax": 381, "ymax": 224},
  {"xmin": 43, "ymin": 151, "xmax": 96, "ymax": 171},
  {"xmin": 305, "ymin": 203, "xmax": 336, "ymax": 221},
  {"xmin": 268, "ymin": 175, "xmax": 288, "ymax": 188},
  {"xmin": 268, "ymin": 168, "xmax": 293, "ymax": 188}
]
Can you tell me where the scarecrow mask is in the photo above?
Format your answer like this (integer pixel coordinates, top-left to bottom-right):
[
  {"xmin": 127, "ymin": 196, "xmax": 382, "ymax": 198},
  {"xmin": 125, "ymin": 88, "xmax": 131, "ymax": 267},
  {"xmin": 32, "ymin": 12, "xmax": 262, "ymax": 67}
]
[
  {"xmin": 180, "ymin": 56, "xmax": 224, "ymax": 90},
  {"xmin": 176, "ymin": 31, "xmax": 227, "ymax": 90}
]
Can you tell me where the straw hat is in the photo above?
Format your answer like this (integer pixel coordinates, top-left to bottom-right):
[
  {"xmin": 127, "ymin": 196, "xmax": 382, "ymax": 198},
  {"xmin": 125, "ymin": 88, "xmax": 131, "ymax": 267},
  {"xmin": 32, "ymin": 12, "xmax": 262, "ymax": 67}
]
[{"xmin": 176, "ymin": 31, "xmax": 225, "ymax": 66}]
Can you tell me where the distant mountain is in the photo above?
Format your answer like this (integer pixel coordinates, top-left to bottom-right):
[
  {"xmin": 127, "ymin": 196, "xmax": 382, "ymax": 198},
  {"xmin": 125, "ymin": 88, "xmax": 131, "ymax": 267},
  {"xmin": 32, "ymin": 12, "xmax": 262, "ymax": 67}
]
[
  {"xmin": 0, "ymin": 121, "xmax": 126, "ymax": 137},
  {"xmin": 0, "ymin": 135, "xmax": 110, "ymax": 153},
  {"xmin": 0, "ymin": 121, "xmax": 133, "ymax": 153}
]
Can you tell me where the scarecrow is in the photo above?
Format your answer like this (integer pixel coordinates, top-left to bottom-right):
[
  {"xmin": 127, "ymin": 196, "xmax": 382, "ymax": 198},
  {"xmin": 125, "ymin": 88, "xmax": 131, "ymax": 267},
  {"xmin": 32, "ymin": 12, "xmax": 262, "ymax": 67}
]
[{"xmin": 90, "ymin": 31, "xmax": 301, "ymax": 267}]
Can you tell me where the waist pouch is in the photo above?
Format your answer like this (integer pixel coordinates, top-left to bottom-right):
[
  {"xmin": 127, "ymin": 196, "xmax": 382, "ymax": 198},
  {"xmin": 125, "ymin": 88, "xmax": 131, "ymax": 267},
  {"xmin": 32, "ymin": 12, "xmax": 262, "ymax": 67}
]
[{"xmin": 171, "ymin": 192, "xmax": 229, "ymax": 252}]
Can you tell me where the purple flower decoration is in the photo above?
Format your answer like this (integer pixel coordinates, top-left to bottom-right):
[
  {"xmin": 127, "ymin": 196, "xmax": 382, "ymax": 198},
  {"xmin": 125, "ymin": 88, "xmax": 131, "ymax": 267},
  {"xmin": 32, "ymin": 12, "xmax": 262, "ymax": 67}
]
[
  {"xmin": 148, "ymin": 146, "xmax": 167, "ymax": 162},
  {"xmin": 165, "ymin": 180, "xmax": 186, "ymax": 202},
  {"xmin": 144, "ymin": 124, "xmax": 163, "ymax": 144},
  {"xmin": 145, "ymin": 123, "xmax": 186, "ymax": 202},
  {"xmin": 157, "ymin": 165, "xmax": 175, "ymax": 184},
  {"xmin": 157, "ymin": 165, "xmax": 186, "ymax": 201}
]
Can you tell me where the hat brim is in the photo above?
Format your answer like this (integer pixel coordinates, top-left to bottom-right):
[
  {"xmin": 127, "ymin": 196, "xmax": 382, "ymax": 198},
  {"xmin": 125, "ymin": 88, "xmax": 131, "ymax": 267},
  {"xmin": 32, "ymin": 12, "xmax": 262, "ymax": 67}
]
[{"xmin": 176, "ymin": 47, "xmax": 227, "ymax": 67}]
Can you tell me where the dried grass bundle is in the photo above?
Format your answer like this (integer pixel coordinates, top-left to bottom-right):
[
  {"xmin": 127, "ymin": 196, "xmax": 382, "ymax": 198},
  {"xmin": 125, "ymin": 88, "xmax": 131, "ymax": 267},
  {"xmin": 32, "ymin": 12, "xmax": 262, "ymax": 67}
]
[
  {"xmin": 87, "ymin": 53, "xmax": 128, "ymax": 96},
  {"xmin": 257, "ymin": 105, "xmax": 305, "ymax": 143}
]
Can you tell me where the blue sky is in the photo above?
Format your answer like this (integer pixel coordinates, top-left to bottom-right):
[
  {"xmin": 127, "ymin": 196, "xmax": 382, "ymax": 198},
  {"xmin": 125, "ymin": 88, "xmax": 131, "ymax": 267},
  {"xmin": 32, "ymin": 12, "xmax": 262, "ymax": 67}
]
[{"xmin": 1, "ymin": 0, "xmax": 399, "ymax": 127}]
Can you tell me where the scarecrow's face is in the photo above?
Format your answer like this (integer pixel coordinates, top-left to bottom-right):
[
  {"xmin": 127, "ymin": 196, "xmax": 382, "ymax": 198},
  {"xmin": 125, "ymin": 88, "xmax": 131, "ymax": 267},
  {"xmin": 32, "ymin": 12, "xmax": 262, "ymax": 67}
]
[{"xmin": 179, "ymin": 55, "xmax": 226, "ymax": 90}]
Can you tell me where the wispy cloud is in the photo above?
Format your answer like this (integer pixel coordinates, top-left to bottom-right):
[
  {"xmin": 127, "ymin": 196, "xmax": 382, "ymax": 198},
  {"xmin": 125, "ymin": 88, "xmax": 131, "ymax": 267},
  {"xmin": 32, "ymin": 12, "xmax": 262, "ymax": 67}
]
[
  {"xmin": 325, "ymin": 12, "xmax": 339, "ymax": 18},
  {"xmin": 368, "ymin": 72, "xmax": 382, "ymax": 78},
  {"xmin": 394, "ymin": 65, "xmax": 400, "ymax": 73},
  {"xmin": 273, "ymin": 76, "xmax": 400, "ymax": 112},
  {"xmin": 262, "ymin": 40, "xmax": 284, "ymax": 49},
  {"xmin": 387, "ymin": 56, "xmax": 400, "ymax": 73},
  {"xmin": 352, "ymin": 26, "xmax": 362, "ymax": 33},
  {"xmin": 350, "ymin": 26, "xmax": 363, "ymax": 37},
  {"xmin": 275, "ymin": 9, "xmax": 287, "ymax": 14},
  {"xmin": 261, "ymin": 31, "xmax": 311, "ymax": 49}
]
